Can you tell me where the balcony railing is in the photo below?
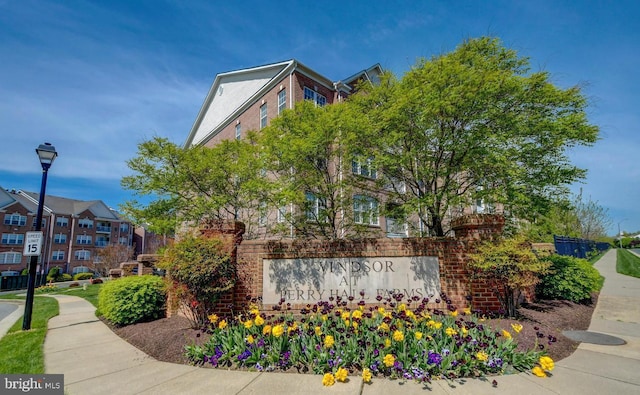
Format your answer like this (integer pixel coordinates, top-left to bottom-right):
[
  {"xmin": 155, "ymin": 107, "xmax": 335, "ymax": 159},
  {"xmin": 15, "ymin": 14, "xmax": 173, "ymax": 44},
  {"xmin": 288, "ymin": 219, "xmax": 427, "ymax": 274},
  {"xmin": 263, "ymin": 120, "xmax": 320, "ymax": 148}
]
[
  {"xmin": 96, "ymin": 226, "xmax": 112, "ymax": 233},
  {"xmin": 95, "ymin": 240, "xmax": 109, "ymax": 247}
]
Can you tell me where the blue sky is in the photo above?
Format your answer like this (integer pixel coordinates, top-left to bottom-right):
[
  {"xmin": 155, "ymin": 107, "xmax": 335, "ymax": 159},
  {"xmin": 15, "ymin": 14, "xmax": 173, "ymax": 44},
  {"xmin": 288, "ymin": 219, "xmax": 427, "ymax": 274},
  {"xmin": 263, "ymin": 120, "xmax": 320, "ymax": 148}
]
[{"xmin": 1, "ymin": 0, "xmax": 638, "ymax": 235}]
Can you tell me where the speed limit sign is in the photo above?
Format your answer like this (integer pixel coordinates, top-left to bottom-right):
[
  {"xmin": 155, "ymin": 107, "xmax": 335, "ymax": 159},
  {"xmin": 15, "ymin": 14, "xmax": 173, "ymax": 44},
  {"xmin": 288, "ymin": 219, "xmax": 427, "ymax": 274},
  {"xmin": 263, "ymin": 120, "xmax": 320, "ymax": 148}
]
[{"xmin": 24, "ymin": 231, "xmax": 43, "ymax": 256}]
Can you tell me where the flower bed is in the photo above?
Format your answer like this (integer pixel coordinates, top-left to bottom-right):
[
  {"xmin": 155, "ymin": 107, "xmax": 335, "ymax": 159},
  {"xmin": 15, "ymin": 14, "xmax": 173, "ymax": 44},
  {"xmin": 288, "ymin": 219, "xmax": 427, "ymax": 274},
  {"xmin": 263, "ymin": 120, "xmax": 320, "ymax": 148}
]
[{"xmin": 185, "ymin": 292, "xmax": 555, "ymax": 387}]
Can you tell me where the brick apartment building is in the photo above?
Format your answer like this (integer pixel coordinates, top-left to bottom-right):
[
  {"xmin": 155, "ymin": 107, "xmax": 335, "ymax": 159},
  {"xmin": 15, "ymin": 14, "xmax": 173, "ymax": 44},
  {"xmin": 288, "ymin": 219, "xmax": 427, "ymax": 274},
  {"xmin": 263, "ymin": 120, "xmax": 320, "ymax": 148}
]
[
  {"xmin": 184, "ymin": 59, "xmax": 382, "ymax": 148},
  {"xmin": 184, "ymin": 59, "xmax": 493, "ymax": 239},
  {"xmin": 0, "ymin": 188, "xmax": 133, "ymax": 275}
]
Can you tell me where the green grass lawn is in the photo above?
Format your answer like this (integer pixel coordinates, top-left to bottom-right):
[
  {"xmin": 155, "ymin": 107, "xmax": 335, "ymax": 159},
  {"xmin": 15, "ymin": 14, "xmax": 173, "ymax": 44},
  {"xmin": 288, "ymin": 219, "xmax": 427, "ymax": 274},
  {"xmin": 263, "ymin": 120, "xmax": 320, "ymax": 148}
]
[
  {"xmin": 588, "ymin": 250, "xmax": 607, "ymax": 265},
  {"xmin": 55, "ymin": 283, "xmax": 102, "ymax": 307},
  {"xmin": 0, "ymin": 296, "xmax": 59, "ymax": 374},
  {"xmin": 617, "ymin": 249, "xmax": 640, "ymax": 278},
  {"xmin": 0, "ymin": 283, "xmax": 102, "ymax": 374}
]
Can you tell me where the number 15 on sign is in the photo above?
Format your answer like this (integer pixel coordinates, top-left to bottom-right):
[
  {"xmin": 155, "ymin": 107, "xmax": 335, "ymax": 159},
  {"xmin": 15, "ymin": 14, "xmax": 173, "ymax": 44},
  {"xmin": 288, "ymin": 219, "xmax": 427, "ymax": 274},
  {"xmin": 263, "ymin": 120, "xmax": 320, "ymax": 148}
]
[{"xmin": 24, "ymin": 231, "xmax": 43, "ymax": 256}]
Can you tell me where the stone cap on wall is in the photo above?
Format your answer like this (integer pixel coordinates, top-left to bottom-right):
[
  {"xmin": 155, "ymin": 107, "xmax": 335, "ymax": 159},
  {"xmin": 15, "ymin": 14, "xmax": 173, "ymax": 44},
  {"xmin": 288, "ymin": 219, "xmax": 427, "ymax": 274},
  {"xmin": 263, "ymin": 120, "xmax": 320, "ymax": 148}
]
[
  {"xmin": 137, "ymin": 254, "xmax": 160, "ymax": 266},
  {"xmin": 199, "ymin": 219, "xmax": 246, "ymax": 235},
  {"xmin": 450, "ymin": 214, "xmax": 505, "ymax": 239}
]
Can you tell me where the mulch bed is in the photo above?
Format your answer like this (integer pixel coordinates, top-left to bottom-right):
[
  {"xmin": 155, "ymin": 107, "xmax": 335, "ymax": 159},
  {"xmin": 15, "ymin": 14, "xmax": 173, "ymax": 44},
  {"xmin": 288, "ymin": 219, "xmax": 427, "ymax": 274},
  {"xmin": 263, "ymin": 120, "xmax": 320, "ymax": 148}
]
[{"xmin": 109, "ymin": 295, "xmax": 597, "ymax": 366}]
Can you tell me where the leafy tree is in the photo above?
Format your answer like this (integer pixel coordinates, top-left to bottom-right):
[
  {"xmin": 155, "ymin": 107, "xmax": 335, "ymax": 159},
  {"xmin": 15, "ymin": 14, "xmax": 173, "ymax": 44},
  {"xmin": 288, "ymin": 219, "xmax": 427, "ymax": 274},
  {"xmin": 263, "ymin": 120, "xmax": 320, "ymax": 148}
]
[
  {"xmin": 523, "ymin": 191, "xmax": 610, "ymax": 242},
  {"xmin": 158, "ymin": 235, "xmax": 235, "ymax": 328},
  {"xmin": 351, "ymin": 37, "xmax": 599, "ymax": 236},
  {"xmin": 574, "ymin": 191, "xmax": 611, "ymax": 240},
  {"xmin": 259, "ymin": 100, "xmax": 376, "ymax": 239},
  {"xmin": 469, "ymin": 235, "xmax": 551, "ymax": 317},
  {"xmin": 94, "ymin": 243, "xmax": 135, "ymax": 277},
  {"xmin": 522, "ymin": 196, "xmax": 581, "ymax": 242},
  {"xmin": 121, "ymin": 136, "xmax": 268, "ymax": 238},
  {"xmin": 620, "ymin": 237, "xmax": 633, "ymax": 249}
]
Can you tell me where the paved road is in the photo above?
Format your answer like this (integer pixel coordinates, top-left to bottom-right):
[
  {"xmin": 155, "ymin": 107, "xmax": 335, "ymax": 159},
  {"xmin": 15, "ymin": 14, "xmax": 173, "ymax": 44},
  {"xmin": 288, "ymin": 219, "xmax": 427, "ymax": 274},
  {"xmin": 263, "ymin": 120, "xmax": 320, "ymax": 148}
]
[
  {"xmin": 0, "ymin": 299, "xmax": 24, "ymax": 339},
  {"xmin": 0, "ymin": 302, "xmax": 18, "ymax": 321}
]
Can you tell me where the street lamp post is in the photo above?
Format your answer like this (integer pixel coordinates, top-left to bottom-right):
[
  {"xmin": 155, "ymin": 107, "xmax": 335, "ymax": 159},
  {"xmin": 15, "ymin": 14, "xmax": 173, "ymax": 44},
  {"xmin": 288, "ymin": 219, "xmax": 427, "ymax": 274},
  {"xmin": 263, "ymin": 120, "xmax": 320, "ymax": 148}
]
[
  {"xmin": 617, "ymin": 219, "xmax": 627, "ymax": 250},
  {"xmin": 22, "ymin": 143, "xmax": 57, "ymax": 331}
]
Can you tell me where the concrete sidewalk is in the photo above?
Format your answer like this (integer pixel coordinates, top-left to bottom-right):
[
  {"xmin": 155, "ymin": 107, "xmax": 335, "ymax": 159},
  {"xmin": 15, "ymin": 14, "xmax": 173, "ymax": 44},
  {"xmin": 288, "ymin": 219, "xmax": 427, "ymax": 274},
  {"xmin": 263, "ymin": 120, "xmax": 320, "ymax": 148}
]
[{"xmin": 39, "ymin": 249, "xmax": 640, "ymax": 394}]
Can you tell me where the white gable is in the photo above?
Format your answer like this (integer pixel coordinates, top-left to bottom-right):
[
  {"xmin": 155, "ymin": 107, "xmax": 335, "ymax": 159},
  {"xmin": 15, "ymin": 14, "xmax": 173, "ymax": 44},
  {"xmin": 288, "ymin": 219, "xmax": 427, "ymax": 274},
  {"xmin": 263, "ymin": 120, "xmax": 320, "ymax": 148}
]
[
  {"xmin": 87, "ymin": 201, "xmax": 119, "ymax": 219},
  {"xmin": 189, "ymin": 61, "xmax": 294, "ymax": 147},
  {"xmin": 0, "ymin": 188, "xmax": 16, "ymax": 209}
]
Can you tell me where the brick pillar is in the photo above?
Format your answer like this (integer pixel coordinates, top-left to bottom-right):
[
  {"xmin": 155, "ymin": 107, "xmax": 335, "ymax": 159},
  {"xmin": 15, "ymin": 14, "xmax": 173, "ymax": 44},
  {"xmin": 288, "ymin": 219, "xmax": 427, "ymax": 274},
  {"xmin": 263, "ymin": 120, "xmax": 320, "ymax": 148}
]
[
  {"xmin": 451, "ymin": 214, "xmax": 504, "ymax": 241},
  {"xmin": 198, "ymin": 220, "xmax": 245, "ymax": 316},
  {"xmin": 451, "ymin": 214, "xmax": 505, "ymax": 312}
]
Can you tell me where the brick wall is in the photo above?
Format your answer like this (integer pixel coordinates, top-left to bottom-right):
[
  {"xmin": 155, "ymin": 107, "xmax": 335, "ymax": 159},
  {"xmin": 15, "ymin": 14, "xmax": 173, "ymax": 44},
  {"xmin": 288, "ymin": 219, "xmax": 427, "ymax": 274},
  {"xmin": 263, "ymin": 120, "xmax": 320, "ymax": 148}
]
[{"xmin": 197, "ymin": 214, "xmax": 507, "ymax": 316}]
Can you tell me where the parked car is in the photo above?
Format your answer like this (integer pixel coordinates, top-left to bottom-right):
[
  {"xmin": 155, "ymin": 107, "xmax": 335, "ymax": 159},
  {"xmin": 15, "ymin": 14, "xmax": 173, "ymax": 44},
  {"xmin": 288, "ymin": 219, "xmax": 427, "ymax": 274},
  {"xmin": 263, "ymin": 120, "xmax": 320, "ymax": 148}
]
[{"xmin": 0, "ymin": 270, "xmax": 20, "ymax": 276}]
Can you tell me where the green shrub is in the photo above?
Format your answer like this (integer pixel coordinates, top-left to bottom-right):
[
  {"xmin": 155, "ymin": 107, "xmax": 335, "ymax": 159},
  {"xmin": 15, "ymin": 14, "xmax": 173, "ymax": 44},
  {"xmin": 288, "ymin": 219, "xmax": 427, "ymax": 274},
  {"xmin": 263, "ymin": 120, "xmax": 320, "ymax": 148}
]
[
  {"xmin": 21, "ymin": 268, "xmax": 29, "ymax": 275},
  {"xmin": 55, "ymin": 273, "xmax": 72, "ymax": 282},
  {"xmin": 46, "ymin": 267, "xmax": 61, "ymax": 282},
  {"xmin": 159, "ymin": 235, "xmax": 235, "ymax": 328},
  {"xmin": 98, "ymin": 275, "xmax": 166, "ymax": 326},
  {"xmin": 73, "ymin": 273, "xmax": 93, "ymax": 281},
  {"xmin": 469, "ymin": 235, "xmax": 551, "ymax": 317},
  {"xmin": 536, "ymin": 255, "xmax": 603, "ymax": 302}
]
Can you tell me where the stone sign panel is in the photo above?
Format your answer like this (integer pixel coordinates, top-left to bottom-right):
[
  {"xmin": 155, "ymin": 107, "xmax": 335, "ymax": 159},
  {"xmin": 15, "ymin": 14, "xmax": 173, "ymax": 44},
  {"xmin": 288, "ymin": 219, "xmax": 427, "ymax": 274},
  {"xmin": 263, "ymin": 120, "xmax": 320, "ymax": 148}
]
[{"xmin": 262, "ymin": 256, "xmax": 440, "ymax": 304}]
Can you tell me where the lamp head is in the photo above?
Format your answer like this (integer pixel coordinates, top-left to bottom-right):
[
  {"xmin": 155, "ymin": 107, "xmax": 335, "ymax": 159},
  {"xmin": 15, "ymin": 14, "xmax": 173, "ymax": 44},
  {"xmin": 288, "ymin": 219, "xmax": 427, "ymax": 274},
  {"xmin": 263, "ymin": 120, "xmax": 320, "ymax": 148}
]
[{"xmin": 36, "ymin": 142, "xmax": 58, "ymax": 169}]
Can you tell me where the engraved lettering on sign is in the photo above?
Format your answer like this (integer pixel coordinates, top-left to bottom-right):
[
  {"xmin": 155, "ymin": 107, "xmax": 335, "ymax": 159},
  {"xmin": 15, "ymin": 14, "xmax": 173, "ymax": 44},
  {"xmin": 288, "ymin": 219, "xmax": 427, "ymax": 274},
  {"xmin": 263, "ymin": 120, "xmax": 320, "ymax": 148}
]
[{"xmin": 262, "ymin": 256, "xmax": 440, "ymax": 305}]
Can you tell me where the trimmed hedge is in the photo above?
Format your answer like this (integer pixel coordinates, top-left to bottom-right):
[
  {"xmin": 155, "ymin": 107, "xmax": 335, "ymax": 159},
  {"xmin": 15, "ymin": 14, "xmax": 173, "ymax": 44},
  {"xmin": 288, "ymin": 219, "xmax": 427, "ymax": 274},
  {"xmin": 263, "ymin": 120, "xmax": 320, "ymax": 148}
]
[
  {"xmin": 73, "ymin": 273, "xmax": 94, "ymax": 281},
  {"xmin": 46, "ymin": 267, "xmax": 61, "ymax": 282},
  {"xmin": 98, "ymin": 276, "xmax": 166, "ymax": 326},
  {"xmin": 536, "ymin": 255, "xmax": 603, "ymax": 302},
  {"xmin": 56, "ymin": 273, "xmax": 72, "ymax": 282}
]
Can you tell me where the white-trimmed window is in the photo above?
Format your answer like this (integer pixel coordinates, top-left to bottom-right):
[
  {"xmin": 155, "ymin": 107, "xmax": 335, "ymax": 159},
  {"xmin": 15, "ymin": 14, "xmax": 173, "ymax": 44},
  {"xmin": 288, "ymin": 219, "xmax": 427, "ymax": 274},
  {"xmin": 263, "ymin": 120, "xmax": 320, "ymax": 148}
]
[
  {"xmin": 54, "ymin": 233, "xmax": 67, "ymax": 244},
  {"xmin": 0, "ymin": 252, "xmax": 22, "ymax": 264},
  {"xmin": 74, "ymin": 250, "xmax": 91, "ymax": 260},
  {"xmin": 235, "ymin": 123, "xmax": 241, "ymax": 140},
  {"xmin": 31, "ymin": 218, "xmax": 46, "ymax": 228},
  {"xmin": 56, "ymin": 217, "xmax": 69, "ymax": 227},
  {"xmin": 119, "ymin": 223, "xmax": 129, "ymax": 233},
  {"xmin": 76, "ymin": 235, "xmax": 92, "ymax": 245},
  {"xmin": 118, "ymin": 237, "xmax": 128, "ymax": 245},
  {"xmin": 78, "ymin": 218, "xmax": 93, "ymax": 228},
  {"xmin": 95, "ymin": 237, "xmax": 108, "ymax": 247},
  {"xmin": 1, "ymin": 233, "xmax": 24, "ymax": 245},
  {"xmin": 278, "ymin": 89, "xmax": 286, "ymax": 114},
  {"xmin": 303, "ymin": 87, "xmax": 326, "ymax": 107},
  {"xmin": 305, "ymin": 192, "xmax": 327, "ymax": 222},
  {"xmin": 260, "ymin": 103, "xmax": 268, "ymax": 129},
  {"xmin": 277, "ymin": 205, "xmax": 287, "ymax": 223},
  {"xmin": 386, "ymin": 217, "xmax": 408, "ymax": 238},
  {"xmin": 352, "ymin": 157, "xmax": 377, "ymax": 179},
  {"xmin": 4, "ymin": 214, "xmax": 26, "ymax": 226},
  {"xmin": 353, "ymin": 195, "xmax": 379, "ymax": 226},
  {"xmin": 474, "ymin": 186, "xmax": 494, "ymax": 214},
  {"xmin": 384, "ymin": 177, "xmax": 406, "ymax": 193},
  {"xmin": 52, "ymin": 250, "xmax": 65, "ymax": 261},
  {"xmin": 258, "ymin": 202, "xmax": 267, "ymax": 226}
]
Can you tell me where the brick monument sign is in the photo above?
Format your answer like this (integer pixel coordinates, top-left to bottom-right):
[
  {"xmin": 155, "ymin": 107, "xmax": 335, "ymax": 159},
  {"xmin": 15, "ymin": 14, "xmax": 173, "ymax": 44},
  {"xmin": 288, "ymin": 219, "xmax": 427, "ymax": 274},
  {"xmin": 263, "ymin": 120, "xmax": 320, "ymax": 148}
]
[{"xmin": 191, "ymin": 214, "xmax": 506, "ymax": 316}]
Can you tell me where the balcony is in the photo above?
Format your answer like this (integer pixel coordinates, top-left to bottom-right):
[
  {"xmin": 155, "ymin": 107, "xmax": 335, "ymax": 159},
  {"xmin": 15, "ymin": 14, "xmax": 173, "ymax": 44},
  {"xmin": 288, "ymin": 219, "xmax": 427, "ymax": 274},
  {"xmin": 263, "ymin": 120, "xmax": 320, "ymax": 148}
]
[
  {"xmin": 95, "ymin": 240, "xmax": 109, "ymax": 247},
  {"xmin": 96, "ymin": 226, "xmax": 112, "ymax": 234}
]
